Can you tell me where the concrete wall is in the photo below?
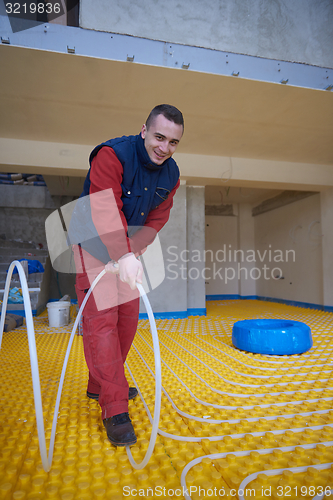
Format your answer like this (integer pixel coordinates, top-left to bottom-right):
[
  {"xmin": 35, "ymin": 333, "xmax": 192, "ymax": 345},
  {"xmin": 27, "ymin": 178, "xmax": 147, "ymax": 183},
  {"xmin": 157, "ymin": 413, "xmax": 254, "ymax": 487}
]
[
  {"xmin": 0, "ymin": 207, "xmax": 51, "ymax": 247},
  {"xmin": 205, "ymin": 194, "xmax": 327, "ymax": 307},
  {"xmin": 0, "ymin": 184, "xmax": 70, "ymax": 247},
  {"xmin": 2, "ymin": 186, "xmax": 329, "ymax": 311},
  {"xmin": 254, "ymin": 194, "xmax": 323, "ymax": 306},
  {"xmin": 80, "ymin": 0, "xmax": 333, "ymax": 68},
  {"xmin": 205, "ymin": 215, "xmax": 239, "ymax": 296},
  {"xmin": 205, "ymin": 205, "xmax": 258, "ymax": 298},
  {"xmin": 0, "ymin": 184, "xmax": 77, "ymax": 301}
]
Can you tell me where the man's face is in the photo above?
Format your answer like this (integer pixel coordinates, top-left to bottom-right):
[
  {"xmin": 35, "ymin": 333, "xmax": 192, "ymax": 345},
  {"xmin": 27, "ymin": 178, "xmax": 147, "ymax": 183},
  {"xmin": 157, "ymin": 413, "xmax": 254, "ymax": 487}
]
[{"xmin": 141, "ymin": 113, "xmax": 183, "ymax": 165}]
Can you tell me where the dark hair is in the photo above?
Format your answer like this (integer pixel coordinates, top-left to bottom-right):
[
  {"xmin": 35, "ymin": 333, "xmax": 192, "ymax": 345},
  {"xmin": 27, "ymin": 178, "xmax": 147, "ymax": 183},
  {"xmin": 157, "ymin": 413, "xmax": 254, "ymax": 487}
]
[{"xmin": 146, "ymin": 104, "xmax": 184, "ymax": 131}]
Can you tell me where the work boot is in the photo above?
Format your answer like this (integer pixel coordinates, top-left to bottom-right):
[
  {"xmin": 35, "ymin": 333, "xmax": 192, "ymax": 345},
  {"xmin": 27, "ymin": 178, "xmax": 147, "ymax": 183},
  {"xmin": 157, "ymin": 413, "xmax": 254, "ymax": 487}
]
[
  {"xmin": 87, "ymin": 387, "xmax": 138, "ymax": 401},
  {"xmin": 129, "ymin": 387, "xmax": 138, "ymax": 399},
  {"xmin": 86, "ymin": 391, "xmax": 99, "ymax": 400},
  {"xmin": 103, "ymin": 412, "xmax": 137, "ymax": 446}
]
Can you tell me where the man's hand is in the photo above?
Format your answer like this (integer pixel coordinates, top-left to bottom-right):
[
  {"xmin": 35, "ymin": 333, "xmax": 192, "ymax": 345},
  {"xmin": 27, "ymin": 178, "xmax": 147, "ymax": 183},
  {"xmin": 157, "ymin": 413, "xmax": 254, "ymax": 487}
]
[{"xmin": 118, "ymin": 253, "xmax": 143, "ymax": 290}]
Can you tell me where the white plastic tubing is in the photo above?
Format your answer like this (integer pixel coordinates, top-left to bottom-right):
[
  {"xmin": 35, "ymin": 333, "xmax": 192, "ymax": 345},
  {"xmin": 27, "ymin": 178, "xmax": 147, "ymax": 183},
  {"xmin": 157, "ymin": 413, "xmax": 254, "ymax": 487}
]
[
  {"xmin": 126, "ymin": 283, "xmax": 162, "ymax": 470},
  {"xmin": 0, "ymin": 262, "xmax": 161, "ymax": 472},
  {"xmin": 2, "ymin": 263, "xmax": 332, "ymax": 493},
  {"xmin": 133, "ymin": 320, "xmax": 333, "ymax": 499}
]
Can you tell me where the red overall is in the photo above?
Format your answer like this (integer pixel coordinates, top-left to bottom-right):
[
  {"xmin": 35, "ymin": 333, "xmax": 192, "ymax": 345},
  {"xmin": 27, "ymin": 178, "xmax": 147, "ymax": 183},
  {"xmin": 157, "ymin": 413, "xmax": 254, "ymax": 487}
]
[{"xmin": 74, "ymin": 245, "xmax": 139, "ymax": 419}]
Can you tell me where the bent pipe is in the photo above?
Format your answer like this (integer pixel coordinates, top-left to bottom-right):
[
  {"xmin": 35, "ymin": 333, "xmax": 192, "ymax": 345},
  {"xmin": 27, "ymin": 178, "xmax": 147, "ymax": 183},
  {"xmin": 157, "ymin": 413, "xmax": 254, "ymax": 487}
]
[{"xmin": 0, "ymin": 263, "xmax": 161, "ymax": 472}]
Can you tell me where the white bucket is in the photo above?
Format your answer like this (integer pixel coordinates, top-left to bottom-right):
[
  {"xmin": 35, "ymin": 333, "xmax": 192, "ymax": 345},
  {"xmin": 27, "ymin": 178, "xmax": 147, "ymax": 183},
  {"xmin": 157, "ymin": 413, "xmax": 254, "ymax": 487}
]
[{"xmin": 47, "ymin": 301, "xmax": 71, "ymax": 327}]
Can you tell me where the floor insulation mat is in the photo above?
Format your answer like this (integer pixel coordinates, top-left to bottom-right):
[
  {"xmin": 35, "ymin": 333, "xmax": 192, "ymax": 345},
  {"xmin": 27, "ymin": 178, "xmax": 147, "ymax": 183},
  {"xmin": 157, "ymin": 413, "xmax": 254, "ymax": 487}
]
[{"xmin": 0, "ymin": 299, "xmax": 333, "ymax": 499}]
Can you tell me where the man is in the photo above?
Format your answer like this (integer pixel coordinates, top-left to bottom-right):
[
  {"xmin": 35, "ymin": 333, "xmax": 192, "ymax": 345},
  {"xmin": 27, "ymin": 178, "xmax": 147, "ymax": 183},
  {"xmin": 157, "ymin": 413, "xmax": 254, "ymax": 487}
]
[{"xmin": 73, "ymin": 104, "xmax": 184, "ymax": 446}]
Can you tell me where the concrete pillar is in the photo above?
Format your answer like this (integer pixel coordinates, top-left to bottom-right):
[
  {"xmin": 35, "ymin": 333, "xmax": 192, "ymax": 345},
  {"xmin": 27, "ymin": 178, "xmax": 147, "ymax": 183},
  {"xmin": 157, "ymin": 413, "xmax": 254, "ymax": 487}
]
[
  {"xmin": 320, "ymin": 189, "xmax": 333, "ymax": 309},
  {"xmin": 237, "ymin": 203, "xmax": 256, "ymax": 297},
  {"xmin": 140, "ymin": 182, "xmax": 188, "ymax": 317},
  {"xmin": 139, "ymin": 183, "xmax": 206, "ymax": 317},
  {"xmin": 186, "ymin": 186, "xmax": 206, "ymax": 315}
]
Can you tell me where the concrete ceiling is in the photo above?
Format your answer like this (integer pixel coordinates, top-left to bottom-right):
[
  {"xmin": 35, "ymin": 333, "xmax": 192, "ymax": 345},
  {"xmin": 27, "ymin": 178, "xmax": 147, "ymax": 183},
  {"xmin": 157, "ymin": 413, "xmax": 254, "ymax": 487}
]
[
  {"xmin": 205, "ymin": 185, "xmax": 284, "ymax": 206},
  {"xmin": 41, "ymin": 175, "xmax": 284, "ymax": 205},
  {"xmin": 1, "ymin": 44, "xmax": 332, "ymax": 165},
  {"xmin": 0, "ymin": 44, "xmax": 333, "ymax": 204}
]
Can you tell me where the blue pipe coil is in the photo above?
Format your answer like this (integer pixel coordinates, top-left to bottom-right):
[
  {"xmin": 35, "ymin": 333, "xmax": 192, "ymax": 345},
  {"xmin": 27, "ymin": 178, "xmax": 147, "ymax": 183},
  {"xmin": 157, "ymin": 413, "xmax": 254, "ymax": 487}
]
[{"xmin": 232, "ymin": 319, "xmax": 312, "ymax": 355}]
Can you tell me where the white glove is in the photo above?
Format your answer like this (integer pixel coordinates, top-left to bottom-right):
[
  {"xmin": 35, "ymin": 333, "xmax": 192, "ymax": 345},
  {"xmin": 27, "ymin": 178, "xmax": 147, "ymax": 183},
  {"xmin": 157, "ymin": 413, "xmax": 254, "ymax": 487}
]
[
  {"xmin": 105, "ymin": 261, "xmax": 119, "ymax": 274},
  {"xmin": 118, "ymin": 253, "xmax": 143, "ymax": 290}
]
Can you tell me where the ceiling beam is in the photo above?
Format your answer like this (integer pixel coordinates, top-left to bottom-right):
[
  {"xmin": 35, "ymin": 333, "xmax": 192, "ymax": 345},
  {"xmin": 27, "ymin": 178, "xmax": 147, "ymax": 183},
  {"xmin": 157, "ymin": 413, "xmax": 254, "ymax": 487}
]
[
  {"xmin": 0, "ymin": 138, "xmax": 332, "ymax": 191},
  {"xmin": 252, "ymin": 190, "xmax": 317, "ymax": 216}
]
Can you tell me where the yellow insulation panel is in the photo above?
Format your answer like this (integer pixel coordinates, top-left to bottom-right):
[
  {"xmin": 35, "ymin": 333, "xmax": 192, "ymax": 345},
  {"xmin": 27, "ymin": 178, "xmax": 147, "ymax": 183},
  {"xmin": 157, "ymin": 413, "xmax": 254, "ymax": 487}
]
[{"xmin": 0, "ymin": 299, "xmax": 333, "ymax": 499}]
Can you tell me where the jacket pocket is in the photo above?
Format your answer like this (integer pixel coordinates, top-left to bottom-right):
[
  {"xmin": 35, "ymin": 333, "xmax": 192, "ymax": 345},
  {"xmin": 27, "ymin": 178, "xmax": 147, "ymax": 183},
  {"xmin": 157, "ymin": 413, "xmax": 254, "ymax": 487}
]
[
  {"xmin": 151, "ymin": 186, "xmax": 171, "ymax": 209},
  {"xmin": 121, "ymin": 184, "xmax": 142, "ymax": 221}
]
